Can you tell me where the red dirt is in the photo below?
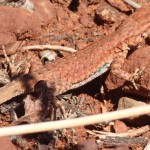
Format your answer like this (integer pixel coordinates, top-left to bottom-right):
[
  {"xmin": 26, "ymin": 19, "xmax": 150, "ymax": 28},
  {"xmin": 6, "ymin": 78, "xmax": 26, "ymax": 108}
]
[{"xmin": 0, "ymin": 0, "xmax": 149, "ymax": 149}]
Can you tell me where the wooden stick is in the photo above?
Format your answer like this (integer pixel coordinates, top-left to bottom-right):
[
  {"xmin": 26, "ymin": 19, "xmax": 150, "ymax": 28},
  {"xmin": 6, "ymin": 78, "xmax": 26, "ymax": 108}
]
[
  {"xmin": 88, "ymin": 125, "xmax": 149, "ymax": 138},
  {"xmin": 123, "ymin": 0, "xmax": 141, "ymax": 9},
  {"xmin": 0, "ymin": 105, "xmax": 149, "ymax": 137},
  {"xmin": 22, "ymin": 45, "xmax": 77, "ymax": 53}
]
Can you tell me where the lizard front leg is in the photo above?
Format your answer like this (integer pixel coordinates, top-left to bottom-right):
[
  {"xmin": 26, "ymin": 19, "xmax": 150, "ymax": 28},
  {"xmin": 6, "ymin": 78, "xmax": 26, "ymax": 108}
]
[
  {"xmin": 110, "ymin": 27, "xmax": 148, "ymax": 89},
  {"xmin": 110, "ymin": 48, "xmax": 144, "ymax": 90}
]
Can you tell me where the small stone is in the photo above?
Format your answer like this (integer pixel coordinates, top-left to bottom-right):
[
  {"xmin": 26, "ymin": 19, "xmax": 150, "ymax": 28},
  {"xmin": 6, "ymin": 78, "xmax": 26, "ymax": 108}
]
[
  {"xmin": 79, "ymin": 15, "xmax": 90, "ymax": 27},
  {"xmin": 76, "ymin": 139, "xmax": 98, "ymax": 150},
  {"xmin": 114, "ymin": 120, "xmax": 128, "ymax": 133},
  {"xmin": 95, "ymin": 7, "xmax": 117, "ymax": 24},
  {"xmin": 117, "ymin": 97, "xmax": 147, "ymax": 110},
  {"xmin": 0, "ymin": 137, "xmax": 16, "ymax": 150}
]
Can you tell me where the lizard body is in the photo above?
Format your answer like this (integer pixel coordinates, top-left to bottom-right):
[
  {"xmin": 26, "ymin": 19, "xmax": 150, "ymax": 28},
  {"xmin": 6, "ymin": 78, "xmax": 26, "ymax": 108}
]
[{"xmin": 0, "ymin": 6, "xmax": 150, "ymax": 104}]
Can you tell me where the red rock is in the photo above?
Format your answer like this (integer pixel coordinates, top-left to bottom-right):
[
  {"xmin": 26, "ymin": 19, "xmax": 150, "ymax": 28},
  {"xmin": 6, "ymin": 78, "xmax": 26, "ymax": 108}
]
[
  {"xmin": 0, "ymin": 6, "xmax": 42, "ymax": 45},
  {"xmin": 114, "ymin": 120, "xmax": 128, "ymax": 133},
  {"xmin": 0, "ymin": 137, "xmax": 17, "ymax": 150},
  {"xmin": 32, "ymin": 0, "xmax": 56, "ymax": 25},
  {"xmin": 79, "ymin": 14, "xmax": 90, "ymax": 27},
  {"xmin": 76, "ymin": 139, "xmax": 98, "ymax": 150}
]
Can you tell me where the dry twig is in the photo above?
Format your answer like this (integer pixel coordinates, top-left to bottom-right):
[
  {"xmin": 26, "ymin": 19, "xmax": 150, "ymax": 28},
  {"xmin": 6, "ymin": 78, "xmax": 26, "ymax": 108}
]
[
  {"xmin": 0, "ymin": 105, "xmax": 149, "ymax": 137},
  {"xmin": 144, "ymin": 142, "xmax": 150, "ymax": 150},
  {"xmin": 87, "ymin": 125, "xmax": 149, "ymax": 138},
  {"xmin": 22, "ymin": 45, "xmax": 77, "ymax": 53},
  {"xmin": 123, "ymin": 0, "xmax": 141, "ymax": 9}
]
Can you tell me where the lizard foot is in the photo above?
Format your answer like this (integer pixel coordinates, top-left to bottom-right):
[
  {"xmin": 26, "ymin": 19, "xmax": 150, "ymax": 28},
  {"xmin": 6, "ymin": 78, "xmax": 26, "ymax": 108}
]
[
  {"xmin": 53, "ymin": 99, "xmax": 67, "ymax": 119},
  {"xmin": 129, "ymin": 67, "xmax": 145, "ymax": 90},
  {"xmin": 45, "ymin": 98, "xmax": 67, "ymax": 120},
  {"xmin": 0, "ymin": 66, "xmax": 10, "ymax": 85}
]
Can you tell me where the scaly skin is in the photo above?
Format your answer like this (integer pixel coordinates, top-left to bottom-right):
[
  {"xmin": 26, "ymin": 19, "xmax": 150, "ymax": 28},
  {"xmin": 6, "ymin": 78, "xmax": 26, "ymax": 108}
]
[{"xmin": 0, "ymin": 6, "xmax": 150, "ymax": 104}]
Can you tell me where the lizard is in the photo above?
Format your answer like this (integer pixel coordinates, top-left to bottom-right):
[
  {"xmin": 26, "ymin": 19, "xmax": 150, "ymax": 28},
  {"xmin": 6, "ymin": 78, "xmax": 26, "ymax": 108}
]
[{"xmin": 0, "ymin": 6, "xmax": 150, "ymax": 109}]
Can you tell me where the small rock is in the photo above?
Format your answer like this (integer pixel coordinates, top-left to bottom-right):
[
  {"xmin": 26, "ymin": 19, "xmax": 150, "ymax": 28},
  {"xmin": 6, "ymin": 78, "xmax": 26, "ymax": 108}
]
[
  {"xmin": 76, "ymin": 139, "xmax": 98, "ymax": 150},
  {"xmin": 95, "ymin": 6, "xmax": 117, "ymax": 24},
  {"xmin": 113, "ymin": 120, "xmax": 128, "ymax": 133},
  {"xmin": 32, "ymin": 0, "xmax": 56, "ymax": 25},
  {"xmin": 0, "ymin": 137, "xmax": 17, "ymax": 150},
  {"xmin": 117, "ymin": 97, "xmax": 147, "ymax": 110},
  {"xmin": 85, "ymin": 0, "xmax": 99, "ymax": 6},
  {"xmin": 0, "ymin": 0, "xmax": 34, "ymax": 13},
  {"xmin": 0, "ymin": 6, "xmax": 42, "ymax": 45},
  {"xmin": 117, "ymin": 97, "xmax": 150, "ymax": 125},
  {"xmin": 79, "ymin": 14, "xmax": 90, "ymax": 27},
  {"xmin": 115, "ymin": 145, "xmax": 130, "ymax": 150}
]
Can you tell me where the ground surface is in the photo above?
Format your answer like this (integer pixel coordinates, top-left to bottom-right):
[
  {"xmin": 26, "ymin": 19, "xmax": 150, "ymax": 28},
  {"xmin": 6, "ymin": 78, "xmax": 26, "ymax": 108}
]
[{"xmin": 0, "ymin": 0, "xmax": 149, "ymax": 149}]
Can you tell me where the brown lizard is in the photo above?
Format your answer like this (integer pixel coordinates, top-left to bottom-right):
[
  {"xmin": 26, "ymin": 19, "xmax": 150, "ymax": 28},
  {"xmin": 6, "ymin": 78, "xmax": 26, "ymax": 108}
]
[{"xmin": 0, "ymin": 6, "xmax": 150, "ymax": 106}]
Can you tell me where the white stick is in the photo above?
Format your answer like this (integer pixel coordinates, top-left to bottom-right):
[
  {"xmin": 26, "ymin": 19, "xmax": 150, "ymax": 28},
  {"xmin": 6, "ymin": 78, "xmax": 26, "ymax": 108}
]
[
  {"xmin": 22, "ymin": 45, "xmax": 77, "ymax": 53},
  {"xmin": 0, "ymin": 105, "xmax": 149, "ymax": 137},
  {"xmin": 123, "ymin": 0, "xmax": 141, "ymax": 9},
  {"xmin": 144, "ymin": 142, "xmax": 150, "ymax": 150}
]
